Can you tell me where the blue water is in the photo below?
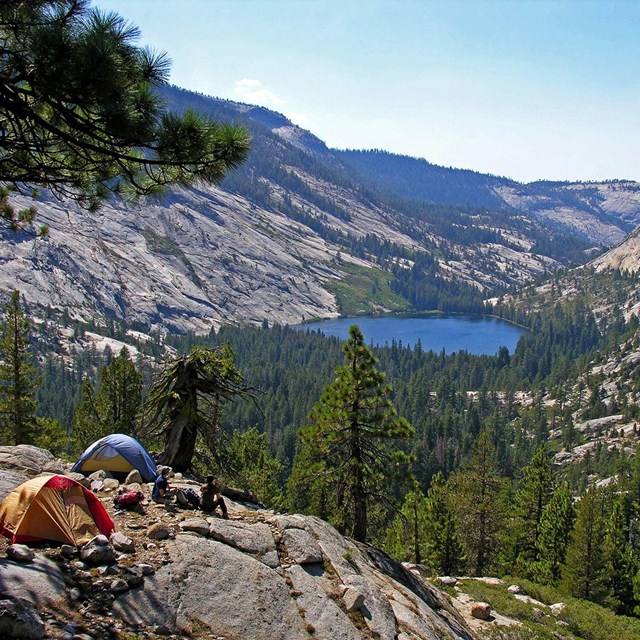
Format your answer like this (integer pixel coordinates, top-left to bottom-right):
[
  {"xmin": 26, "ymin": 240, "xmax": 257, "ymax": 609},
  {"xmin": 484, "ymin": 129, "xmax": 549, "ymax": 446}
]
[{"xmin": 296, "ymin": 315, "xmax": 526, "ymax": 355}]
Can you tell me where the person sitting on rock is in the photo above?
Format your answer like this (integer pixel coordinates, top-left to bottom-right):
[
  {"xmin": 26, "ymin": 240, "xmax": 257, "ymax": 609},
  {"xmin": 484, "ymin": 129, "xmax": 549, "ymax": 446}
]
[
  {"xmin": 152, "ymin": 467, "xmax": 172, "ymax": 503},
  {"xmin": 200, "ymin": 475, "xmax": 228, "ymax": 518}
]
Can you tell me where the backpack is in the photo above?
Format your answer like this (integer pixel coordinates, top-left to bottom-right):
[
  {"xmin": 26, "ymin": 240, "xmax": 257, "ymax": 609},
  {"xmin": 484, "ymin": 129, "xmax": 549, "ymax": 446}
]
[{"xmin": 113, "ymin": 491, "xmax": 144, "ymax": 509}]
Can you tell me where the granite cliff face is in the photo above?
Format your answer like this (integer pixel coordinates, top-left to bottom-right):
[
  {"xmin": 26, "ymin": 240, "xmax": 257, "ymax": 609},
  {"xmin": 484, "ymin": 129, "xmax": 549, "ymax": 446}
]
[
  {"xmin": 1, "ymin": 86, "xmax": 640, "ymax": 334},
  {"xmin": 2, "ymin": 188, "xmax": 341, "ymax": 333},
  {"xmin": 493, "ymin": 180, "xmax": 640, "ymax": 245},
  {"xmin": 592, "ymin": 225, "xmax": 640, "ymax": 274}
]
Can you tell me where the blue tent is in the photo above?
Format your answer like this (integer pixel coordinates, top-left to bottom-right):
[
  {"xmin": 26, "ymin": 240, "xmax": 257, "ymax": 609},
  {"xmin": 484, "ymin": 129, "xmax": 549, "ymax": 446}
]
[{"xmin": 72, "ymin": 434, "xmax": 157, "ymax": 482}]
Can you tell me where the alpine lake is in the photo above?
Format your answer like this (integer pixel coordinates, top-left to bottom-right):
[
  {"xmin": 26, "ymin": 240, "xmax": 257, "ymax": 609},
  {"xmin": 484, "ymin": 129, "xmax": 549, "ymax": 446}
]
[{"xmin": 295, "ymin": 314, "xmax": 527, "ymax": 356}]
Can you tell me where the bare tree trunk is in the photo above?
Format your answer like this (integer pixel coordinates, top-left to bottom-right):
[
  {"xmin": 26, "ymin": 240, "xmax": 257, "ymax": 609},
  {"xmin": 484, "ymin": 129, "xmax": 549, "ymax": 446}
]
[{"xmin": 160, "ymin": 409, "xmax": 197, "ymax": 472}]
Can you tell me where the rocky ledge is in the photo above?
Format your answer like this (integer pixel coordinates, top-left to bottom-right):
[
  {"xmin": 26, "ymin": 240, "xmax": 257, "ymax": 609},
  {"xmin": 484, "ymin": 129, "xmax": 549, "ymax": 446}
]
[{"xmin": 0, "ymin": 446, "xmax": 479, "ymax": 640}]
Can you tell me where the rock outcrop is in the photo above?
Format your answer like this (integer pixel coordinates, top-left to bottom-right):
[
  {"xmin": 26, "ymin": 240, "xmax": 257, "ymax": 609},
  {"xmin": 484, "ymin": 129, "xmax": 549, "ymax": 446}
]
[
  {"xmin": 593, "ymin": 224, "xmax": 640, "ymax": 274},
  {"xmin": 114, "ymin": 513, "xmax": 477, "ymax": 640},
  {"xmin": 0, "ymin": 445, "xmax": 479, "ymax": 640}
]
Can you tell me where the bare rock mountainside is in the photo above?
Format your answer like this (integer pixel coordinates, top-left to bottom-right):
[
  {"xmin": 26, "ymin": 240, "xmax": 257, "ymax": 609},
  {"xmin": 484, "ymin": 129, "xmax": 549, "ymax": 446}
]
[
  {"xmin": 2, "ymin": 189, "xmax": 340, "ymax": 334},
  {"xmin": 336, "ymin": 149, "xmax": 640, "ymax": 246},
  {"xmin": 592, "ymin": 224, "xmax": 640, "ymax": 274},
  {"xmin": 0, "ymin": 445, "xmax": 479, "ymax": 640},
  {"xmin": 1, "ymin": 85, "xmax": 640, "ymax": 333}
]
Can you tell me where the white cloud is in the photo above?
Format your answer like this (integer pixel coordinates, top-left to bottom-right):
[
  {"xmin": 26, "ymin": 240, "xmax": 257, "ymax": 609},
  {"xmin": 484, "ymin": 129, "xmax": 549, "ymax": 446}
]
[
  {"xmin": 233, "ymin": 78, "xmax": 284, "ymax": 106},
  {"xmin": 284, "ymin": 111, "xmax": 313, "ymax": 127}
]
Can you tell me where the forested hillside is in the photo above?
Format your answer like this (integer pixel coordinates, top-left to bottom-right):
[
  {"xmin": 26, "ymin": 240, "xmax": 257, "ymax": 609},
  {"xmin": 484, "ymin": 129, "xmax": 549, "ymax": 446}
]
[
  {"xmin": 15, "ymin": 262, "xmax": 640, "ymax": 623},
  {"xmin": 336, "ymin": 149, "xmax": 640, "ymax": 244}
]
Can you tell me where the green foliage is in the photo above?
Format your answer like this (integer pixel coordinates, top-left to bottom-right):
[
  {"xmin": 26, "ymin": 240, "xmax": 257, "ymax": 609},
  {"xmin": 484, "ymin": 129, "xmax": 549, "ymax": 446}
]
[
  {"xmin": 71, "ymin": 380, "xmax": 101, "ymax": 454},
  {"xmin": 0, "ymin": 1, "xmax": 250, "ymax": 216},
  {"xmin": 424, "ymin": 472, "xmax": 465, "ymax": 574},
  {"xmin": 384, "ymin": 485, "xmax": 430, "ymax": 564},
  {"xmin": 32, "ymin": 416, "xmax": 70, "ymax": 458},
  {"xmin": 71, "ymin": 347, "xmax": 143, "ymax": 452},
  {"xmin": 323, "ymin": 262, "xmax": 410, "ymax": 316},
  {"xmin": 531, "ymin": 484, "xmax": 576, "ymax": 584},
  {"xmin": 462, "ymin": 577, "xmax": 640, "ymax": 640},
  {"xmin": 447, "ymin": 430, "xmax": 508, "ymax": 576},
  {"xmin": 562, "ymin": 485, "xmax": 610, "ymax": 603},
  {"xmin": 336, "ymin": 149, "xmax": 592, "ymax": 266},
  {"xmin": 97, "ymin": 348, "xmax": 143, "ymax": 433},
  {"xmin": 289, "ymin": 325, "xmax": 414, "ymax": 542},
  {"xmin": 602, "ymin": 494, "xmax": 639, "ymax": 615},
  {"xmin": 484, "ymin": 626, "xmax": 556, "ymax": 640},
  {"xmin": 509, "ymin": 445, "xmax": 556, "ymax": 576},
  {"xmin": 0, "ymin": 186, "xmax": 45, "ymax": 235},
  {"xmin": 228, "ymin": 427, "xmax": 284, "ymax": 510},
  {"xmin": 0, "ymin": 290, "xmax": 40, "ymax": 444}
]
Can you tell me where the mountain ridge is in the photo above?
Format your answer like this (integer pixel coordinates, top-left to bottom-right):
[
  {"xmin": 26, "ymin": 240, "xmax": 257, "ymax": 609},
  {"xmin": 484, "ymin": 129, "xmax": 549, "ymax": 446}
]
[{"xmin": 1, "ymin": 84, "xmax": 639, "ymax": 333}]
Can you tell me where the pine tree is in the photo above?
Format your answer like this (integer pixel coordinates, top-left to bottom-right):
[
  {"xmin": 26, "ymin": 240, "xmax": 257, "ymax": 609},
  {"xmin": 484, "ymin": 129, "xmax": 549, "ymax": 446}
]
[
  {"xmin": 426, "ymin": 472, "xmax": 464, "ymax": 575},
  {"xmin": 562, "ymin": 485, "xmax": 609, "ymax": 603},
  {"xmin": 384, "ymin": 485, "xmax": 430, "ymax": 564},
  {"xmin": 602, "ymin": 493, "xmax": 639, "ymax": 615},
  {"xmin": 95, "ymin": 347, "xmax": 143, "ymax": 435},
  {"xmin": 510, "ymin": 444, "xmax": 555, "ymax": 575},
  {"xmin": 71, "ymin": 379, "xmax": 101, "ymax": 453},
  {"xmin": 228, "ymin": 427, "xmax": 284, "ymax": 510},
  {"xmin": 0, "ymin": 0, "xmax": 250, "ymax": 226},
  {"xmin": 287, "ymin": 428, "xmax": 333, "ymax": 520},
  {"xmin": 71, "ymin": 348, "xmax": 143, "ymax": 452},
  {"xmin": 32, "ymin": 417, "xmax": 70, "ymax": 457},
  {"xmin": 447, "ymin": 429, "xmax": 507, "ymax": 576},
  {"xmin": 290, "ymin": 325, "xmax": 414, "ymax": 542},
  {"xmin": 142, "ymin": 345, "xmax": 251, "ymax": 473},
  {"xmin": 531, "ymin": 483, "xmax": 576, "ymax": 584},
  {"xmin": 0, "ymin": 290, "xmax": 40, "ymax": 444}
]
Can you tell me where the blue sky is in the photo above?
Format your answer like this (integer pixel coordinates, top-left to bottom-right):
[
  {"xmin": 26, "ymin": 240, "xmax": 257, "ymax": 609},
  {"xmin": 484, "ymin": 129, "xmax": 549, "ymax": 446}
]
[{"xmin": 93, "ymin": 1, "xmax": 639, "ymax": 183}]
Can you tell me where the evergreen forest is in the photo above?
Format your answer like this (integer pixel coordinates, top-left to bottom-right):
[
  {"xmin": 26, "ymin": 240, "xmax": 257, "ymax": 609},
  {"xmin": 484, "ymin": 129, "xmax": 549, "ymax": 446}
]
[
  {"xmin": 3, "ymin": 2, "xmax": 640, "ymax": 637},
  {"xmin": 3, "ymin": 273, "xmax": 640, "ymax": 621}
]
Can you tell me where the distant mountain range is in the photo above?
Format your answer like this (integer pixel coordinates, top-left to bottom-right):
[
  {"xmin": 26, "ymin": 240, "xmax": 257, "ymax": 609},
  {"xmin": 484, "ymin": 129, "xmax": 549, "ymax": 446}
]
[{"xmin": 1, "ymin": 84, "xmax": 639, "ymax": 333}]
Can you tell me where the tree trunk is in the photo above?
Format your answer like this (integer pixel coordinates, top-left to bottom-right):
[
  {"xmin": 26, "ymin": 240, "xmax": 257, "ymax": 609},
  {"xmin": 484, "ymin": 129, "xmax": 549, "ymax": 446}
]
[{"xmin": 160, "ymin": 411, "xmax": 197, "ymax": 472}]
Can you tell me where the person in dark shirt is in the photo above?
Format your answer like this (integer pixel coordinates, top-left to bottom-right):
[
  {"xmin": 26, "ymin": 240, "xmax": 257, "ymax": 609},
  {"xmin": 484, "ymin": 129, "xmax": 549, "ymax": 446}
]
[
  {"xmin": 200, "ymin": 475, "xmax": 228, "ymax": 518},
  {"xmin": 152, "ymin": 467, "xmax": 171, "ymax": 503}
]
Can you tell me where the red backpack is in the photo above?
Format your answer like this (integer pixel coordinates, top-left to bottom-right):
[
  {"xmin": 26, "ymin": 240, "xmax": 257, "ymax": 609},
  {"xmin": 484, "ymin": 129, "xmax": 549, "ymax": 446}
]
[{"xmin": 113, "ymin": 491, "xmax": 144, "ymax": 509}]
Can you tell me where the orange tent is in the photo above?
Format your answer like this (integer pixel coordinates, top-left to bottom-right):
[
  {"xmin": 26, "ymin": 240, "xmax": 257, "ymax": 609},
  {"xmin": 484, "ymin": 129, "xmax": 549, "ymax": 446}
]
[{"xmin": 0, "ymin": 474, "xmax": 114, "ymax": 546}]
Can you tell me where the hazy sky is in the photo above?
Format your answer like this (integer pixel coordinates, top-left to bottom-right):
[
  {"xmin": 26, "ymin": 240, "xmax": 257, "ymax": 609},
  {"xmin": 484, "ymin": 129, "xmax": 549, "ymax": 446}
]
[{"xmin": 92, "ymin": 1, "xmax": 639, "ymax": 184}]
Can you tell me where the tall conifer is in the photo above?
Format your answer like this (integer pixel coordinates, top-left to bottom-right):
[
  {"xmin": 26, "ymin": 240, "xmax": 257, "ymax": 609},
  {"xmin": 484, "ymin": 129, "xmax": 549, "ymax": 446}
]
[
  {"xmin": 0, "ymin": 290, "xmax": 39, "ymax": 444},
  {"xmin": 532, "ymin": 484, "xmax": 575, "ymax": 584},
  {"xmin": 71, "ymin": 347, "xmax": 143, "ymax": 451},
  {"xmin": 510, "ymin": 444, "xmax": 555, "ymax": 574},
  {"xmin": 563, "ymin": 485, "xmax": 609, "ymax": 603},
  {"xmin": 602, "ymin": 494, "xmax": 638, "ymax": 615},
  {"xmin": 447, "ymin": 429, "xmax": 507, "ymax": 576},
  {"xmin": 426, "ymin": 472, "xmax": 465, "ymax": 575},
  {"xmin": 290, "ymin": 325, "xmax": 413, "ymax": 542},
  {"xmin": 384, "ymin": 485, "xmax": 430, "ymax": 564}
]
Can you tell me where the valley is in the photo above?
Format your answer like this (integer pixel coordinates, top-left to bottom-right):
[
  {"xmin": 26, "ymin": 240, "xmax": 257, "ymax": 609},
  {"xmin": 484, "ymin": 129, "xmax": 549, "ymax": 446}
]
[
  {"xmin": 3, "ymin": 2, "xmax": 640, "ymax": 638},
  {"xmin": 2, "ymin": 85, "xmax": 640, "ymax": 334}
]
